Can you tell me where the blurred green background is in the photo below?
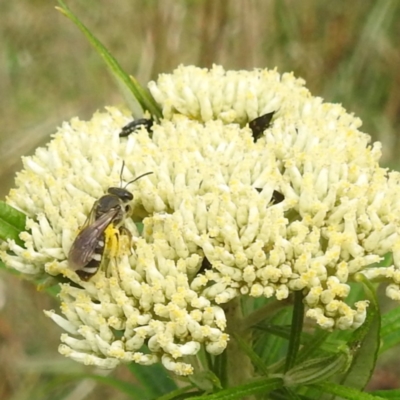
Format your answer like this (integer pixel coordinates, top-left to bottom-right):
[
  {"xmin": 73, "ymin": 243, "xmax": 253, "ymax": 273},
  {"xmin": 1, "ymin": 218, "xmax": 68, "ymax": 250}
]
[{"xmin": 1, "ymin": 0, "xmax": 400, "ymax": 398}]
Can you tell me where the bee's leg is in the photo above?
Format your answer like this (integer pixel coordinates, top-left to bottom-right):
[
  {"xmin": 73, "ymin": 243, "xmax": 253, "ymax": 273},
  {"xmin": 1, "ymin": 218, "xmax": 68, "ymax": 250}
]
[
  {"xmin": 118, "ymin": 226, "xmax": 133, "ymax": 255},
  {"xmin": 104, "ymin": 226, "xmax": 121, "ymax": 279}
]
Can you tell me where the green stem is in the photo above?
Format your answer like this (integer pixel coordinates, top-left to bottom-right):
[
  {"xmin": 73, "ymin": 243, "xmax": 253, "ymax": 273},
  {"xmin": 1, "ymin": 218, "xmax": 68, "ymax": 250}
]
[
  {"xmin": 224, "ymin": 298, "xmax": 255, "ymax": 400},
  {"xmin": 284, "ymin": 291, "xmax": 304, "ymax": 372}
]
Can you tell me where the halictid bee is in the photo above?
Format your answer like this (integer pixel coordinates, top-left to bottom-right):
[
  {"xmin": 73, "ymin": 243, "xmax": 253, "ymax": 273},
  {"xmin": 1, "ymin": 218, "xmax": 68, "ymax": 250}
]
[
  {"xmin": 119, "ymin": 118, "xmax": 154, "ymax": 138},
  {"xmin": 68, "ymin": 164, "xmax": 153, "ymax": 281}
]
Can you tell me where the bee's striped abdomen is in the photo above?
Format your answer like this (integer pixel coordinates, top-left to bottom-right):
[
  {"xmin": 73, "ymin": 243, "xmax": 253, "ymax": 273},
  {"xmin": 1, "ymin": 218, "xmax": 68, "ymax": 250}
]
[{"xmin": 75, "ymin": 232, "xmax": 106, "ymax": 281}]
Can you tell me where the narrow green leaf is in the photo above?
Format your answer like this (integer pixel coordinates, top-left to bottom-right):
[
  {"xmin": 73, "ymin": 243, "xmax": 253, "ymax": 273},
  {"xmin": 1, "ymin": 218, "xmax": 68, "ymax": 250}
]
[
  {"xmin": 126, "ymin": 362, "xmax": 177, "ymax": 397},
  {"xmin": 212, "ymin": 351, "xmax": 227, "ymax": 388},
  {"xmin": 188, "ymin": 377, "xmax": 283, "ymax": 400},
  {"xmin": 155, "ymin": 385, "xmax": 196, "ymax": 400},
  {"xmin": 0, "ymin": 201, "xmax": 26, "ymax": 246},
  {"xmin": 380, "ymin": 305, "xmax": 400, "ymax": 353},
  {"xmin": 241, "ymin": 297, "xmax": 291, "ymax": 329},
  {"xmin": 257, "ymin": 321, "xmax": 344, "ymax": 358},
  {"xmin": 129, "ymin": 74, "xmax": 161, "ymax": 118},
  {"xmin": 338, "ymin": 274, "xmax": 380, "ymax": 391},
  {"xmin": 283, "ymin": 387, "xmax": 302, "ymax": 399},
  {"xmin": 42, "ymin": 373, "xmax": 148, "ymax": 399},
  {"xmin": 381, "ymin": 305, "xmax": 400, "ymax": 335},
  {"xmin": 285, "ymin": 291, "xmax": 304, "ymax": 372},
  {"xmin": 284, "ymin": 352, "xmax": 350, "ymax": 386},
  {"xmin": 55, "ymin": 0, "xmax": 161, "ymax": 119},
  {"xmin": 269, "ymin": 389, "xmax": 313, "ymax": 400},
  {"xmin": 255, "ymin": 307, "xmax": 292, "ymax": 366},
  {"xmin": 270, "ymin": 387, "xmax": 302, "ymax": 400},
  {"xmin": 370, "ymin": 389, "xmax": 400, "ymax": 399},
  {"xmin": 312, "ymin": 381, "xmax": 386, "ymax": 400},
  {"xmin": 232, "ymin": 332, "xmax": 269, "ymax": 376},
  {"xmin": 159, "ymin": 392, "xmax": 205, "ymax": 400},
  {"xmin": 256, "ymin": 323, "xmax": 292, "ymax": 339},
  {"xmin": 189, "ymin": 371, "xmax": 222, "ymax": 392},
  {"xmin": 295, "ymin": 329, "xmax": 330, "ymax": 364}
]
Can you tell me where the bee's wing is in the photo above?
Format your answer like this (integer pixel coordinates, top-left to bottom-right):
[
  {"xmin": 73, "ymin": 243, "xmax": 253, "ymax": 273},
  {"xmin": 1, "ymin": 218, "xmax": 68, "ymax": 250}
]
[
  {"xmin": 68, "ymin": 208, "xmax": 119, "ymax": 271},
  {"xmin": 80, "ymin": 200, "xmax": 99, "ymax": 230}
]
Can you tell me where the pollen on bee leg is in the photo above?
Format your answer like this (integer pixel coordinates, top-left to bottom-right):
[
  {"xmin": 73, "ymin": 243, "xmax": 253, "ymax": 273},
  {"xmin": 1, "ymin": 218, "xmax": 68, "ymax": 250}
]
[
  {"xmin": 105, "ymin": 226, "xmax": 120, "ymax": 258},
  {"xmin": 118, "ymin": 231, "xmax": 132, "ymax": 256}
]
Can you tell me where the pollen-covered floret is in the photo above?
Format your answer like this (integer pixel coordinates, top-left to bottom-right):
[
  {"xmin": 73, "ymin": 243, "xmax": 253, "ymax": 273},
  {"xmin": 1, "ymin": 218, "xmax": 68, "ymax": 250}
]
[{"xmin": 2, "ymin": 65, "xmax": 400, "ymax": 374}]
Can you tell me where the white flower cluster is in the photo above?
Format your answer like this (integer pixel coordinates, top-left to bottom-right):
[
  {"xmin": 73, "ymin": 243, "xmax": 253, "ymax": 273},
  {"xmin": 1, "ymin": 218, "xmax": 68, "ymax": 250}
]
[{"xmin": 2, "ymin": 65, "xmax": 400, "ymax": 374}]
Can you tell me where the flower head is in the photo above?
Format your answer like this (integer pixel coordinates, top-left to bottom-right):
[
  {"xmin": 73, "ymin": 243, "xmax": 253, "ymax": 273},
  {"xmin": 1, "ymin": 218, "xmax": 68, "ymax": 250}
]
[{"xmin": 2, "ymin": 65, "xmax": 400, "ymax": 374}]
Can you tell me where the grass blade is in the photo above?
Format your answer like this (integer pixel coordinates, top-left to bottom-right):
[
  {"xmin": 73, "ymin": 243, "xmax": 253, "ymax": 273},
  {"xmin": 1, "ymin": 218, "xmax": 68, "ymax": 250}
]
[{"xmin": 56, "ymin": 0, "xmax": 161, "ymax": 119}]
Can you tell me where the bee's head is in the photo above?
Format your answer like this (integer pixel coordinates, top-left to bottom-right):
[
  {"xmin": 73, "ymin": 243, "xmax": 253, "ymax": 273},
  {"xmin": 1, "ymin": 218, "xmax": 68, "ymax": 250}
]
[
  {"xmin": 96, "ymin": 193, "xmax": 126, "ymax": 216},
  {"xmin": 108, "ymin": 187, "xmax": 134, "ymax": 202}
]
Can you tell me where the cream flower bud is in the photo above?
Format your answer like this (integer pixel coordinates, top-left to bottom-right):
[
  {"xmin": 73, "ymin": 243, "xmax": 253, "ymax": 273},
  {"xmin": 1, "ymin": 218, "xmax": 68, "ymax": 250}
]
[
  {"xmin": 44, "ymin": 310, "xmax": 79, "ymax": 335},
  {"xmin": 161, "ymin": 354, "xmax": 193, "ymax": 376}
]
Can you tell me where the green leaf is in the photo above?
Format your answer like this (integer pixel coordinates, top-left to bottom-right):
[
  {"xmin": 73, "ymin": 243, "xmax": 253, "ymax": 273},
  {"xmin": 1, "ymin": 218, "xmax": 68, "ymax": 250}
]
[
  {"xmin": 188, "ymin": 377, "xmax": 283, "ymax": 400},
  {"xmin": 126, "ymin": 362, "xmax": 177, "ymax": 397},
  {"xmin": 337, "ymin": 274, "xmax": 381, "ymax": 391},
  {"xmin": 42, "ymin": 373, "xmax": 148, "ymax": 399},
  {"xmin": 269, "ymin": 389, "xmax": 313, "ymax": 400},
  {"xmin": 295, "ymin": 329, "xmax": 330, "ymax": 364},
  {"xmin": 284, "ymin": 352, "xmax": 351, "ymax": 386},
  {"xmin": 312, "ymin": 381, "xmax": 386, "ymax": 400},
  {"xmin": 212, "ymin": 351, "xmax": 227, "ymax": 388},
  {"xmin": 380, "ymin": 305, "xmax": 400, "ymax": 353},
  {"xmin": 256, "ymin": 323, "xmax": 292, "ymax": 340},
  {"xmin": 254, "ymin": 307, "xmax": 292, "ymax": 366},
  {"xmin": 370, "ymin": 390, "xmax": 400, "ymax": 399},
  {"xmin": 0, "ymin": 200, "xmax": 26, "ymax": 231},
  {"xmin": 155, "ymin": 385, "xmax": 197, "ymax": 400},
  {"xmin": 285, "ymin": 291, "xmax": 304, "ymax": 372},
  {"xmin": 189, "ymin": 370, "xmax": 222, "ymax": 392},
  {"xmin": 279, "ymin": 387, "xmax": 302, "ymax": 399},
  {"xmin": 232, "ymin": 332, "xmax": 269, "ymax": 376},
  {"xmin": 241, "ymin": 297, "xmax": 292, "ymax": 329},
  {"xmin": 56, "ymin": 0, "xmax": 161, "ymax": 119},
  {"xmin": 268, "ymin": 387, "xmax": 303, "ymax": 400},
  {"xmin": 0, "ymin": 200, "xmax": 26, "ymax": 246}
]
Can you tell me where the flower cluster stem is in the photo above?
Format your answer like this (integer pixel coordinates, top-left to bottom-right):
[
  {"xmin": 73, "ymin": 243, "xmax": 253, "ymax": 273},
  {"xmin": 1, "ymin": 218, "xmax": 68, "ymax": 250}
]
[{"xmin": 224, "ymin": 298, "xmax": 255, "ymax": 399}]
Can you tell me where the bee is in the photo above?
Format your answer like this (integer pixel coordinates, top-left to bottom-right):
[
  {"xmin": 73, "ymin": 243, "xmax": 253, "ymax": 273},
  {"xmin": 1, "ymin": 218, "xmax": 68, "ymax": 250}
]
[
  {"xmin": 68, "ymin": 165, "xmax": 153, "ymax": 281},
  {"xmin": 119, "ymin": 118, "xmax": 154, "ymax": 138}
]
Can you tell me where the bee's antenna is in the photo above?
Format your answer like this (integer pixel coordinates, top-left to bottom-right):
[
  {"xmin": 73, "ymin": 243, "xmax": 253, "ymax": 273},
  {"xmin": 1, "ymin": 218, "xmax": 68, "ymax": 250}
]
[
  {"xmin": 124, "ymin": 171, "xmax": 153, "ymax": 189},
  {"xmin": 120, "ymin": 161, "xmax": 125, "ymax": 186}
]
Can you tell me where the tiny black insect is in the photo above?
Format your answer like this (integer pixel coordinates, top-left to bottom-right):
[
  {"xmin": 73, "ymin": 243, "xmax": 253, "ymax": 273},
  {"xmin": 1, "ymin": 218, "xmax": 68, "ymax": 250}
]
[
  {"xmin": 68, "ymin": 163, "xmax": 153, "ymax": 281},
  {"xmin": 119, "ymin": 118, "xmax": 154, "ymax": 137},
  {"xmin": 249, "ymin": 111, "xmax": 275, "ymax": 142},
  {"xmin": 271, "ymin": 190, "xmax": 285, "ymax": 205},
  {"xmin": 255, "ymin": 188, "xmax": 285, "ymax": 205},
  {"xmin": 198, "ymin": 256, "xmax": 212, "ymax": 275}
]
